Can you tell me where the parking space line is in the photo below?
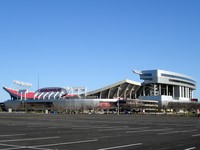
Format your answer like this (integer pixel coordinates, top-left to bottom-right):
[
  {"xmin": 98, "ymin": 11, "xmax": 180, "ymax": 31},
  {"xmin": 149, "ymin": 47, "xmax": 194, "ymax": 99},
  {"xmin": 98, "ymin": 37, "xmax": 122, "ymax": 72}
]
[
  {"xmin": 31, "ymin": 139, "xmax": 98, "ymax": 148},
  {"xmin": 99, "ymin": 127, "xmax": 150, "ymax": 132},
  {"xmin": 158, "ymin": 129, "xmax": 198, "ymax": 135},
  {"xmin": 1, "ymin": 146, "xmax": 53, "ymax": 150},
  {"xmin": 0, "ymin": 136, "xmax": 60, "ymax": 142},
  {"xmin": 72, "ymin": 126, "xmax": 128, "ymax": 130},
  {"xmin": 0, "ymin": 143, "xmax": 25, "ymax": 149},
  {"xmin": 184, "ymin": 147, "xmax": 196, "ymax": 150},
  {"xmin": 192, "ymin": 134, "xmax": 200, "ymax": 137},
  {"xmin": 26, "ymin": 147, "xmax": 54, "ymax": 150},
  {"xmin": 0, "ymin": 143, "xmax": 54, "ymax": 150},
  {"xmin": 126, "ymin": 128, "xmax": 173, "ymax": 133},
  {"xmin": 0, "ymin": 134, "xmax": 26, "ymax": 137},
  {"xmin": 97, "ymin": 143, "xmax": 143, "ymax": 150},
  {"xmin": 0, "ymin": 139, "xmax": 98, "ymax": 150}
]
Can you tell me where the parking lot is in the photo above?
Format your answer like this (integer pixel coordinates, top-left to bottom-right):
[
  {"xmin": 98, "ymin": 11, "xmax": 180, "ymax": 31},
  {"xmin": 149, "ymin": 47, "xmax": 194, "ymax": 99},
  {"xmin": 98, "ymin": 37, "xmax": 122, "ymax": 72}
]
[{"xmin": 0, "ymin": 113, "xmax": 199, "ymax": 150}]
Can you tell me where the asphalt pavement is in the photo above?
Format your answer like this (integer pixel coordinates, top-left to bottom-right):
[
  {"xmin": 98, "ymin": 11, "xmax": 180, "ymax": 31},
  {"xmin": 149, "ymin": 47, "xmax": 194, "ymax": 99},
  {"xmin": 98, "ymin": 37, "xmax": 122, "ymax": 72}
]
[{"xmin": 0, "ymin": 113, "xmax": 199, "ymax": 150}]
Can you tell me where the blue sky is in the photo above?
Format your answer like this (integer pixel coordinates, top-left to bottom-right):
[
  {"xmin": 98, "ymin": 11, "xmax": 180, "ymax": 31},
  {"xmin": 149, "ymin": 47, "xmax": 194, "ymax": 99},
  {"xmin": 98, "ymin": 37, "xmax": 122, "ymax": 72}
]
[{"xmin": 0, "ymin": 0, "xmax": 199, "ymax": 101}]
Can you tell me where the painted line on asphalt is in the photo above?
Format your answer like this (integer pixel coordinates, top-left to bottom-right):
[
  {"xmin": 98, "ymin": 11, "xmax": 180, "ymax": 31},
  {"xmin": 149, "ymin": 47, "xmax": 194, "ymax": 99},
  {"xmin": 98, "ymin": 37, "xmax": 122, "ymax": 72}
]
[
  {"xmin": 99, "ymin": 127, "xmax": 150, "ymax": 132},
  {"xmin": 159, "ymin": 123, "xmax": 196, "ymax": 127},
  {"xmin": 0, "ymin": 143, "xmax": 25, "ymax": 150},
  {"xmin": 26, "ymin": 147, "xmax": 54, "ymax": 150},
  {"xmin": 0, "ymin": 143, "xmax": 55, "ymax": 150},
  {"xmin": 158, "ymin": 129, "xmax": 198, "ymax": 135},
  {"xmin": 31, "ymin": 139, "xmax": 98, "ymax": 148},
  {"xmin": 26, "ymin": 126, "xmax": 43, "ymax": 128},
  {"xmin": 0, "ymin": 134, "xmax": 26, "ymax": 137},
  {"xmin": 0, "ymin": 143, "xmax": 49, "ymax": 150},
  {"xmin": 97, "ymin": 143, "xmax": 143, "ymax": 150},
  {"xmin": 47, "ymin": 126, "xmax": 62, "ymax": 129},
  {"xmin": 0, "ymin": 145, "xmax": 52, "ymax": 150},
  {"xmin": 0, "ymin": 136, "xmax": 60, "ymax": 142},
  {"xmin": 72, "ymin": 126, "xmax": 129, "ymax": 130},
  {"xmin": 72, "ymin": 126, "xmax": 103, "ymax": 129},
  {"xmin": 126, "ymin": 128, "xmax": 173, "ymax": 133},
  {"xmin": 1, "ymin": 140, "xmax": 97, "ymax": 150},
  {"xmin": 184, "ymin": 147, "xmax": 196, "ymax": 150},
  {"xmin": 192, "ymin": 133, "xmax": 200, "ymax": 137}
]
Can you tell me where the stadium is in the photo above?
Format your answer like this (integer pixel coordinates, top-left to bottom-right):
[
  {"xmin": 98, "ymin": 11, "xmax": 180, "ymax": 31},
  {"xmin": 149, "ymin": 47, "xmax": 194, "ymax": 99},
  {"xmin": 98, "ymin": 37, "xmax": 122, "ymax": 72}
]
[{"xmin": 2, "ymin": 69, "xmax": 198, "ymax": 113}]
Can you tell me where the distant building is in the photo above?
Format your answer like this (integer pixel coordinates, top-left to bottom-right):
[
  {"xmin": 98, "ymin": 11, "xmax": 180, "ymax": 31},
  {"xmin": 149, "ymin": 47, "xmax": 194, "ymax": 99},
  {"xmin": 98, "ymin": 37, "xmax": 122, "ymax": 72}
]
[
  {"xmin": 3, "ymin": 69, "xmax": 197, "ymax": 111},
  {"xmin": 133, "ymin": 69, "xmax": 196, "ymax": 106},
  {"xmin": 87, "ymin": 69, "xmax": 197, "ymax": 107}
]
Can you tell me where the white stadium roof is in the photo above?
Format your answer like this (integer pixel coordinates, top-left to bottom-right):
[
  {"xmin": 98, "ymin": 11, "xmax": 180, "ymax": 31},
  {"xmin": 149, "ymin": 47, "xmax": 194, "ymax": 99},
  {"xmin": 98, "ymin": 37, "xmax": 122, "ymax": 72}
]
[{"xmin": 86, "ymin": 79, "xmax": 141, "ymax": 99}]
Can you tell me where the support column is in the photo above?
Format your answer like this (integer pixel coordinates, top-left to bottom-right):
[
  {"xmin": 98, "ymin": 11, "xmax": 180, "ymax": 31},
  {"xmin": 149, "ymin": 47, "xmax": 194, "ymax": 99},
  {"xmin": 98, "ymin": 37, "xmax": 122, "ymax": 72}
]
[
  {"xmin": 191, "ymin": 90, "xmax": 193, "ymax": 98},
  {"xmin": 185, "ymin": 87, "xmax": 187, "ymax": 98},
  {"xmin": 172, "ymin": 86, "xmax": 175, "ymax": 98},
  {"xmin": 117, "ymin": 87, "xmax": 121, "ymax": 98},
  {"xmin": 129, "ymin": 88, "xmax": 134, "ymax": 99},
  {"xmin": 20, "ymin": 92, "xmax": 22, "ymax": 100},
  {"xmin": 124, "ymin": 88, "xmax": 128, "ymax": 99},
  {"xmin": 108, "ymin": 89, "xmax": 111, "ymax": 99},
  {"xmin": 182, "ymin": 87, "xmax": 185, "ymax": 98},
  {"xmin": 166, "ymin": 85, "xmax": 168, "ymax": 96},
  {"xmin": 143, "ymin": 86, "xmax": 145, "ymax": 96},
  {"xmin": 159, "ymin": 84, "xmax": 161, "ymax": 95},
  {"xmin": 179, "ymin": 86, "xmax": 182, "ymax": 98},
  {"xmin": 186, "ymin": 88, "xmax": 189, "ymax": 98}
]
